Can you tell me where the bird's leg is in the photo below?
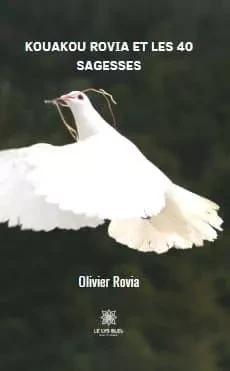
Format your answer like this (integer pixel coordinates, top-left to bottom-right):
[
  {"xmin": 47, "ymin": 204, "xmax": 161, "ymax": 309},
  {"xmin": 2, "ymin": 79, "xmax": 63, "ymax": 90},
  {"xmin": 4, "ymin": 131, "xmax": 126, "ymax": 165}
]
[{"xmin": 141, "ymin": 210, "xmax": 151, "ymax": 220}]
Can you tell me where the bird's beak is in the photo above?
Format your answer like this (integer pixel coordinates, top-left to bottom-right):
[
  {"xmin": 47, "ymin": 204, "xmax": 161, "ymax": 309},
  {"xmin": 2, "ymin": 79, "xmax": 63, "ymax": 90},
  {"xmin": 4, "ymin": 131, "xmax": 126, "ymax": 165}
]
[{"xmin": 55, "ymin": 95, "xmax": 69, "ymax": 106}]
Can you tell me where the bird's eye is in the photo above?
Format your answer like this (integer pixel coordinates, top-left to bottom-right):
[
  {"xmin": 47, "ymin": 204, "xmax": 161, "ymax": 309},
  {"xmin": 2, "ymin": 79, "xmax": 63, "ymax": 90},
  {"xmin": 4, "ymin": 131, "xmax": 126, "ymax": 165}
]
[{"xmin": 77, "ymin": 94, "xmax": 84, "ymax": 100}]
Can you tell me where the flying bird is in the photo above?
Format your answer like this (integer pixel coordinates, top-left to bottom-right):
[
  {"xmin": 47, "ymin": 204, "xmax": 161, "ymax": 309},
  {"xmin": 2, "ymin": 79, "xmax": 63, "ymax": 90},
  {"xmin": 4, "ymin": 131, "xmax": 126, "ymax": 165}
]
[{"xmin": 0, "ymin": 90, "xmax": 223, "ymax": 253}]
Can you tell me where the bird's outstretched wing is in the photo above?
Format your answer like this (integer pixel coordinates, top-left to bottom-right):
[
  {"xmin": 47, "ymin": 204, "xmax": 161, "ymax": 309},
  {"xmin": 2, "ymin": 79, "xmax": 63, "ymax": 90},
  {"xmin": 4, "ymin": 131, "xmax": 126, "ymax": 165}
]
[
  {"xmin": 0, "ymin": 144, "xmax": 103, "ymax": 231},
  {"xmin": 0, "ymin": 134, "xmax": 222, "ymax": 253},
  {"xmin": 23, "ymin": 132, "xmax": 171, "ymax": 221}
]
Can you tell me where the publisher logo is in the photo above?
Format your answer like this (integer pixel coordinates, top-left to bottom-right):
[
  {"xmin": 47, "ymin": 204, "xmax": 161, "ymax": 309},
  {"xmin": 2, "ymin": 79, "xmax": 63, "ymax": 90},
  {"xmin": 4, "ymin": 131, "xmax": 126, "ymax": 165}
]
[
  {"xmin": 101, "ymin": 309, "xmax": 117, "ymax": 326},
  {"xmin": 93, "ymin": 309, "xmax": 124, "ymax": 337}
]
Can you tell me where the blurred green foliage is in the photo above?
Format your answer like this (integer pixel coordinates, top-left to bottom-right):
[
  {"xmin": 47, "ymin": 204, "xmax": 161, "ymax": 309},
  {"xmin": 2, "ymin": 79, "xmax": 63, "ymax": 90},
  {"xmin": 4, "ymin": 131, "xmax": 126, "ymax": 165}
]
[{"xmin": 0, "ymin": 0, "xmax": 230, "ymax": 370}]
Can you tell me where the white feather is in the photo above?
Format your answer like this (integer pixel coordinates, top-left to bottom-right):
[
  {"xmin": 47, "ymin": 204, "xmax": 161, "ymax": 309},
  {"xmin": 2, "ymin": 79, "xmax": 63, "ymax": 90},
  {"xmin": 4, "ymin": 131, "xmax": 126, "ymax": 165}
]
[
  {"xmin": 0, "ymin": 146, "xmax": 103, "ymax": 231},
  {"xmin": 108, "ymin": 184, "xmax": 223, "ymax": 253}
]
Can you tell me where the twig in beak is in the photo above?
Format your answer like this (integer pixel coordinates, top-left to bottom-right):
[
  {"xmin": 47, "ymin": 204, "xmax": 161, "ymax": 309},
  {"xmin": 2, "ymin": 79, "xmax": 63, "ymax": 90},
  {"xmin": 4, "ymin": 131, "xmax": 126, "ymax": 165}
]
[
  {"xmin": 82, "ymin": 88, "xmax": 117, "ymax": 128},
  {"xmin": 44, "ymin": 98, "xmax": 78, "ymax": 141}
]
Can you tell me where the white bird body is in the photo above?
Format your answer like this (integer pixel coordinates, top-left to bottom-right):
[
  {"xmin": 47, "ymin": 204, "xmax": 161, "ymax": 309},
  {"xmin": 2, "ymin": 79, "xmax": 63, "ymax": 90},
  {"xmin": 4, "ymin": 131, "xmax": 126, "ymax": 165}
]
[{"xmin": 0, "ymin": 91, "xmax": 223, "ymax": 253}]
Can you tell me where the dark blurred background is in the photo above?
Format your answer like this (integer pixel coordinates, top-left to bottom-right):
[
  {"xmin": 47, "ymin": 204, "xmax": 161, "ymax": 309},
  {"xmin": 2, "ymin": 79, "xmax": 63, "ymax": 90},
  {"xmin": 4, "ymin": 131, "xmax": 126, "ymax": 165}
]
[{"xmin": 1, "ymin": 1, "xmax": 230, "ymax": 370}]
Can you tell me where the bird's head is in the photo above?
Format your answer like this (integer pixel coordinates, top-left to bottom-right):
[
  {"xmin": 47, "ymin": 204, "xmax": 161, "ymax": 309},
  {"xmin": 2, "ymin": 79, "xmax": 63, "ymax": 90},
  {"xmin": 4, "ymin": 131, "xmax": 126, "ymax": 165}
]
[
  {"xmin": 44, "ymin": 88, "xmax": 117, "ymax": 140},
  {"xmin": 56, "ymin": 91, "xmax": 91, "ymax": 110}
]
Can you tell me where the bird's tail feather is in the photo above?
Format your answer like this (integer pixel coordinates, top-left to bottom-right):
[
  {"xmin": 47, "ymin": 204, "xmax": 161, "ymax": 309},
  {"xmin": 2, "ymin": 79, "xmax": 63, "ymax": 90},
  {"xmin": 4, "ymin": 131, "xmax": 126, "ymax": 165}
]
[{"xmin": 108, "ymin": 184, "xmax": 223, "ymax": 253}]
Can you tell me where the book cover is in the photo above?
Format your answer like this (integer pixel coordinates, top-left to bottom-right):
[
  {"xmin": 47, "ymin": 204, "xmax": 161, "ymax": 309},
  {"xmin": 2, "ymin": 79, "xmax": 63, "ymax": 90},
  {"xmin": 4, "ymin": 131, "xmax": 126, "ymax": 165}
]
[{"xmin": 1, "ymin": 2, "xmax": 228, "ymax": 371}]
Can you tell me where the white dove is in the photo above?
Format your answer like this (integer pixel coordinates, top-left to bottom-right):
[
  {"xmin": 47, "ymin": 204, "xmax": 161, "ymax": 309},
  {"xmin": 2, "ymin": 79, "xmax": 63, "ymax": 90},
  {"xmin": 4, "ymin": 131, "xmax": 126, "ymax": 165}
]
[{"xmin": 0, "ymin": 90, "xmax": 223, "ymax": 253}]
